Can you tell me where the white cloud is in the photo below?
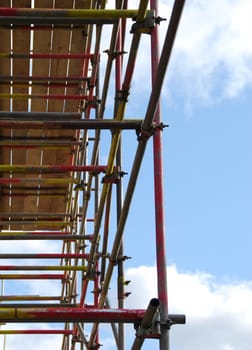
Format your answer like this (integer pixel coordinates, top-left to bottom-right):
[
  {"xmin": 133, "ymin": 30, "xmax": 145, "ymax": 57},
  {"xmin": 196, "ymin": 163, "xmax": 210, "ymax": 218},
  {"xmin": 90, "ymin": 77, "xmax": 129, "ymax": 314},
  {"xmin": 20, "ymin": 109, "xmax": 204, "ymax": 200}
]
[
  {"xmin": 0, "ymin": 239, "xmax": 60, "ymax": 254},
  {"xmin": 159, "ymin": 0, "xmax": 252, "ymax": 105},
  {"xmin": 106, "ymin": 0, "xmax": 252, "ymax": 113},
  {"xmin": 125, "ymin": 265, "xmax": 252, "ymax": 350},
  {"xmin": 1, "ymin": 333, "xmax": 62, "ymax": 350},
  {"xmin": 0, "ymin": 265, "xmax": 251, "ymax": 349}
]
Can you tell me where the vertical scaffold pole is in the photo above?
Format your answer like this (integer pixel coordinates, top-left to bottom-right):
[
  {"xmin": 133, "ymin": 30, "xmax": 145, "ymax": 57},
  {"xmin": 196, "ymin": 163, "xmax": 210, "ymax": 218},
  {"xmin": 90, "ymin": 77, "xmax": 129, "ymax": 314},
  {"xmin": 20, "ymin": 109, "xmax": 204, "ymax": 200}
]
[
  {"xmin": 150, "ymin": 1, "xmax": 169, "ymax": 348},
  {"xmin": 150, "ymin": 1, "xmax": 185, "ymax": 350},
  {"xmin": 115, "ymin": 2, "xmax": 125, "ymax": 349}
]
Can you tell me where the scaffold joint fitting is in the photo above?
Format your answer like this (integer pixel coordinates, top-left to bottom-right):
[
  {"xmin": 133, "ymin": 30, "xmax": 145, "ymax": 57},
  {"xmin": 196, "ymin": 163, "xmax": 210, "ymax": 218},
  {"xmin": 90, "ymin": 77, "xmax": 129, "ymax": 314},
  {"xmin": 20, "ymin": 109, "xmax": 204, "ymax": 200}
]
[
  {"xmin": 102, "ymin": 170, "xmax": 127, "ymax": 183},
  {"xmin": 101, "ymin": 173, "xmax": 117, "ymax": 183},
  {"xmin": 137, "ymin": 122, "xmax": 168, "ymax": 141},
  {"xmin": 84, "ymin": 270, "xmax": 98, "ymax": 281},
  {"xmin": 160, "ymin": 313, "xmax": 186, "ymax": 330},
  {"xmin": 136, "ymin": 127, "xmax": 154, "ymax": 141},
  {"xmin": 103, "ymin": 49, "xmax": 127, "ymax": 59},
  {"xmin": 155, "ymin": 16, "xmax": 167, "ymax": 25},
  {"xmin": 90, "ymin": 343, "xmax": 102, "ymax": 350},
  {"xmin": 91, "ymin": 288, "xmax": 101, "ymax": 295},
  {"xmin": 84, "ymin": 98, "xmax": 101, "ymax": 111},
  {"xmin": 74, "ymin": 180, "xmax": 87, "ymax": 191},
  {"xmin": 117, "ymin": 254, "xmax": 131, "ymax": 262},
  {"xmin": 130, "ymin": 11, "xmax": 155, "ymax": 34},
  {"xmin": 152, "ymin": 122, "xmax": 169, "ymax": 130},
  {"xmin": 115, "ymin": 89, "xmax": 129, "ymax": 102}
]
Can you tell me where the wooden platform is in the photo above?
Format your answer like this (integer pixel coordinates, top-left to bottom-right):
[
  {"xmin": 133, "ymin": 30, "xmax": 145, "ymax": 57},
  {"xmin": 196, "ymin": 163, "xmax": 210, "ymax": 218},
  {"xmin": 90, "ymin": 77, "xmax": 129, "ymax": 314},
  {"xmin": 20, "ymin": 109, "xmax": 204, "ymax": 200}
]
[{"xmin": 0, "ymin": 0, "xmax": 92, "ymax": 230}]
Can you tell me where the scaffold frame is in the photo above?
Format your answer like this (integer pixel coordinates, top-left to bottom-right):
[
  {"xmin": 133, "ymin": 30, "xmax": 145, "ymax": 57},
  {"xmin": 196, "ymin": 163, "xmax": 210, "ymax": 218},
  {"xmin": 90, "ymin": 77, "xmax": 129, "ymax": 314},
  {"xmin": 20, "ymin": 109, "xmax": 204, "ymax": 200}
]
[{"xmin": 0, "ymin": 1, "xmax": 185, "ymax": 349}]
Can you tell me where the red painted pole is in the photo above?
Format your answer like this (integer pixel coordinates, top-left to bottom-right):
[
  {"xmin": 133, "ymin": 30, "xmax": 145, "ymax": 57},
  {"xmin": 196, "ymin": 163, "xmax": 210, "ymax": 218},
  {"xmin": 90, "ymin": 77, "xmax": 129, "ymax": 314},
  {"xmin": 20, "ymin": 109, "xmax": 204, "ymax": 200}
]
[
  {"xmin": 0, "ymin": 253, "xmax": 89, "ymax": 259},
  {"xmin": 0, "ymin": 296, "xmax": 61, "ymax": 301},
  {"xmin": 0, "ymin": 178, "xmax": 77, "ymax": 184},
  {"xmin": 0, "ymin": 330, "xmax": 74, "ymax": 335},
  {"xmin": 0, "ymin": 75, "xmax": 89, "ymax": 82},
  {"xmin": 150, "ymin": 1, "xmax": 169, "ymax": 349},
  {"xmin": 0, "ymin": 93, "xmax": 90, "ymax": 100},
  {"xmin": 0, "ymin": 234, "xmax": 92, "ymax": 241},
  {"xmin": 0, "ymin": 307, "xmax": 145, "ymax": 323},
  {"xmin": 0, "ymin": 231, "xmax": 71, "ymax": 235},
  {"xmin": 116, "ymin": 10, "xmax": 125, "ymax": 350},
  {"xmin": 150, "ymin": 1, "xmax": 186, "ymax": 349},
  {"xmin": 0, "ymin": 53, "xmax": 94, "ymax": 59},
  {"xmin": 0, "ymin": 266, "xmax": 87, "ymax": 271}
]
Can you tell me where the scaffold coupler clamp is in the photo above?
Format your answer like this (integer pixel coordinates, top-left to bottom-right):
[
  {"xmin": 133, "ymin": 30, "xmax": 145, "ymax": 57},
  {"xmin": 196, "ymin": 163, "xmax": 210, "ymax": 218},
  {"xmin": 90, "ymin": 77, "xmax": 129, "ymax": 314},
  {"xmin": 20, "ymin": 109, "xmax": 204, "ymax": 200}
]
[
  {"xmin": 155, "ymin": 16, "xmax": 167, "ymax": 25},
  {"xmin": 137, "ymin": 122, "xmax": 168, "ymax": 141},
  {"xmin": 103, "ymin": 49, "xmax": 127, "ymax": 60},
  {"xmin": 102, "ymin": 170, "xmax": 127, "ymax": 183},
  {"xmin": 115, "ymin": 89, "xmax": 129, "ymax": 103},
  {"xmin": 130, "ymin": 10, "xmax": 156, "ymax": 34},
  {"xmin": 74, "ymin": 180, "xmax": 87, "ymax": 191},
  {"xmin": 161, "ymin": 314, "xmax": 186, "ymax": 330},
  {"xmin": 136, "ymin": 126, "xmax": 154, "ymax": 141},
  {"xmin": 152, "ymin": 121, "xmax": 169, "ymax": 130},
  {"xmin": 83, "ymin": 97, "xmax": 101, "ymax": 112}
]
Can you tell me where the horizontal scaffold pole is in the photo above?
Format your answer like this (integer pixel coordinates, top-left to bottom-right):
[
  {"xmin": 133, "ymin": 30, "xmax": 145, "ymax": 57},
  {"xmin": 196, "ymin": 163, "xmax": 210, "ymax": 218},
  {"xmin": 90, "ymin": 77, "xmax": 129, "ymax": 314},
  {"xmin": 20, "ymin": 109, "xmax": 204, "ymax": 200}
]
[
  {"xmin": 0, "ymin": 303, "xmax": 77, "ymax": 308},
  {"xmin": 0, "ymin": 118, "xmax": 143, "ymax": 130},
  {"xmin": 0, "ymin": 82, "xmax": 80, "ymax": 88},
  {"xmin": 0, "ymin": 164, "xmax": 109, "ymax": 173},
  {"xmin": 0, "ymin": 6, "xmax": 151, "ymax": 30},
  {"xmin": 0, "ymin": 295, "xmax": 62, "ymax": 301},
  {"xmin": 0, "ymin": 145, "xmax": 71, "ymax": 150},
  {"xmin": 0, "ymin": 266, "xmax": 87, "ymax": 271},
  {"xmin": 0, "ymin": 112, "xmax": 82, "ymax": 118},
  {"xmin": 0, "ymin": 17, "xmax": 119, "ymax": 25},
  {"xmin": 0, "ymin": 75, "xmax": 90, "ymax": 82},
  {"xmin": 0, "ymin": 212, "xmax": 72, "ymax": 217},
  {"xmin": 0, "ymin": 8, "xmax": 139, "ymax": 18},
  {"xmin": 0, "ymin": 220, "xmax": 72, "ymax": 226},
  {"xmin": 0, "ymin": 234, "xmax": 91, "ymax": 240},
  {"xmin": 0, "ymin": 53, "xmax": 94, "ymax": 59},
  {"xmin": 1, "ymin": 193, "xmax": 65, "ymax": 197},
  {"xmin": 1, "ymin": 186, "xmax": 70, "ymax": 191},
  {"xmin": 0, "ymin": 231, "xmax": 71, "ymax": 234},
  {"xmin": 0, "ymin": 178, "xmax": 78, "ymax": 184},
  {"xmin": 0, "ymin": 274, "xmax": 64, "ymax": 280},
  {"xmin": 0, "ymin": 330, "xmax": 74, "ymax": 335},
  {"xmin": 0, "ymin": 307, "xmax": 145, "ymax": 323},
  {"xmin": 0, "ymin": 253, "xmax": 88, "ymax": 259},
  {"xmin": 0, "ymin": 306, "xmax": 185, "ymax": 324},
  {"xmin": 0, "ymin": 24, "xmax": 95, "ymax": 30},
  {"xmin": 0, "ymin": 142, "xmax": 81, "ymax": 148},
  {"xmin": 0, "ymin": 93, "xmax": 90, "ymax": 100}
]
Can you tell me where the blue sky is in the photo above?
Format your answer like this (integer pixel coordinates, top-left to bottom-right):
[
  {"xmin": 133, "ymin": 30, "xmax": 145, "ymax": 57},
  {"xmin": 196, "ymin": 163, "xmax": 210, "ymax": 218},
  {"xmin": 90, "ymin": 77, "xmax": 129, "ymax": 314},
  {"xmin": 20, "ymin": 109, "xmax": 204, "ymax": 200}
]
[
  {"xmin": 164, "ymin": 95, "xmax": 251, "ymax": 280},
  {"xmin": 123, "ymin": 85, "xmax": 251, "ymax": 280},
  {"xmin": 0, "ymin": 1, "xmax": 251, "ymax": 350}
]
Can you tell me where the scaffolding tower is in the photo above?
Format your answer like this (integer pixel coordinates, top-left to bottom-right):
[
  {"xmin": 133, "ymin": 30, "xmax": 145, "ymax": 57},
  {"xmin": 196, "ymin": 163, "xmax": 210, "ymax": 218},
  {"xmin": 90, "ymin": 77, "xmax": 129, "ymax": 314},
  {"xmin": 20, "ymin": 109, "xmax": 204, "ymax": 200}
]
[{"xmin": 0, "ymin": 1, "xmax": 185, "ymax": 349}]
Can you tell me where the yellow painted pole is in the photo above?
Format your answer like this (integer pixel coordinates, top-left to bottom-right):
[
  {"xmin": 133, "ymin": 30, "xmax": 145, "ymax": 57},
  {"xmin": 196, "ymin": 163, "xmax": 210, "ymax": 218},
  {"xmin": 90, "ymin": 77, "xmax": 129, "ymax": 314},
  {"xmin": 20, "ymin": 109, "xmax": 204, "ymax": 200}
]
[{"xmin": 3, "ymin": 8, "xmax": 144, "ymax": 19}]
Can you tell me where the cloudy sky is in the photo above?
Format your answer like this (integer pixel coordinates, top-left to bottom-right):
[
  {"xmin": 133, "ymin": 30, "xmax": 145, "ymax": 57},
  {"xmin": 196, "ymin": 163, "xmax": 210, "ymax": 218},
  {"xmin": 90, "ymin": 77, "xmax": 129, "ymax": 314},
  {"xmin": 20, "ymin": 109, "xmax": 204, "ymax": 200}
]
[{"xmin": 0, "ymin": 1, "xmax": 251, "ymax": 349}]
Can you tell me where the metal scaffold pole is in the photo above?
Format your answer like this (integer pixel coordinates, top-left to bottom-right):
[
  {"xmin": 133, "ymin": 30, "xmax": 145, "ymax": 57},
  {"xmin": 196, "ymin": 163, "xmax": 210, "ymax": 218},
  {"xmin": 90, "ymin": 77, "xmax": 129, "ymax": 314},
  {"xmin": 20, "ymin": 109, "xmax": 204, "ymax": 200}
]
[{"xmin": 150, "ymin": 1, "xmax": 186, "ymax": 349}]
